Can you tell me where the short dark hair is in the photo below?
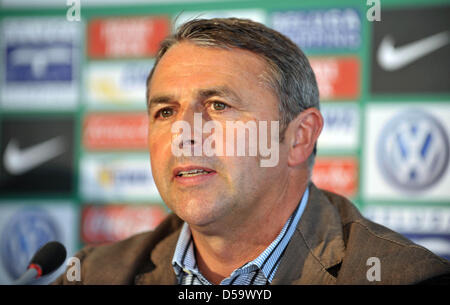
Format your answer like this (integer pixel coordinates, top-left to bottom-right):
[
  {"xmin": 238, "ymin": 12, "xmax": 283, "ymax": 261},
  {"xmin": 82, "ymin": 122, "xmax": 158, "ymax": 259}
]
[{"xmin": 146, "ymin": 17, "xmax": 320, "ymax": 168}]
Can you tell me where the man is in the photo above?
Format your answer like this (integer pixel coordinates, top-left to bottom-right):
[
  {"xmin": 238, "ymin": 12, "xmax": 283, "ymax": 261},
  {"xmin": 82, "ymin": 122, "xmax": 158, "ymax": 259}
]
[{"xmin": 54, "ymin": 18, "xmax": 449, "ymax": 285}]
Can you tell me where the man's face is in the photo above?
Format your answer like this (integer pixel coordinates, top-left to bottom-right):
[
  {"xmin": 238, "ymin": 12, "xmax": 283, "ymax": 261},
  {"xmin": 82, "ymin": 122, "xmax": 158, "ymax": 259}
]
[{"xmin": 147, "ymin": 42, "xmax": 288, "ymax": 229}]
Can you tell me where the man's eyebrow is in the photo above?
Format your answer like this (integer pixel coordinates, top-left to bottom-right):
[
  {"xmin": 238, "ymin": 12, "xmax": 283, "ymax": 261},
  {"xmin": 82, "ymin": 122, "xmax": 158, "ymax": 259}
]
[
  {"xmin": 147, "ymin": 95, "xmax": 176, "ymax": 109},
  {"xmin": 147, "ymin": 86, "xmax": 242, "ymax": 109},
  {"xmin": 197, "ymin": 86, "xmax": 242, "ymax": 105}
]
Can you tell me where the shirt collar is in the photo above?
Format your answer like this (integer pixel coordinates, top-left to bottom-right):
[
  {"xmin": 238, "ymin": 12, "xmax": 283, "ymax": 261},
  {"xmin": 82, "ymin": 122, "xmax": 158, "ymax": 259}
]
[{"xmin": 172, "ymin": 187, "xmax": 309, "ymax": 284}]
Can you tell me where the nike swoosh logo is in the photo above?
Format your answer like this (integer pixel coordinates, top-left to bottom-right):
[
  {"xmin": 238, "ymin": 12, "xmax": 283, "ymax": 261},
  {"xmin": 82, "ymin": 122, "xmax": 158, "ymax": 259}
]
[
  {"xmin": 377, "ymin": 31, "xmax": 450, "ymax": 71},
  {"xmin": 4, "ymin": 136, "xmax": 66, "ymax": 175}
]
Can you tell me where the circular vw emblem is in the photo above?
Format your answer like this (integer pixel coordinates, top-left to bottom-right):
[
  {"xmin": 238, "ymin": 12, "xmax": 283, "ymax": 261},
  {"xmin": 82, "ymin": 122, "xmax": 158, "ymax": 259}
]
[
  {"xmin": 377, "ymin": 110, "xmax": 449, "ymax": 191},
  {"xmin": 1, "ymin": 207, "xmax": 60, "ymax": 280}
]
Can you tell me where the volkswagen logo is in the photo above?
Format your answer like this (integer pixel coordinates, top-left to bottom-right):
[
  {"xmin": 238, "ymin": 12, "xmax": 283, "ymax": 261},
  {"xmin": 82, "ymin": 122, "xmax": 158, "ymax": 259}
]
[
  {"xmin": 1, "ymin": 207, "xmax": 60, "ymax": 281},
  {"xmin": 377, "ymin": 110, "xmax": 449, "ymax": 191}
]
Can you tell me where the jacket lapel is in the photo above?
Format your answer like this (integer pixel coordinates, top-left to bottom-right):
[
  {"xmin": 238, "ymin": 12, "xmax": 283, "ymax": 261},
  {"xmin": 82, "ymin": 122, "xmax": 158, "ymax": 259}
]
[
  {"xmin": 134, "ymin": 224, "xmax": 181, "ymax": 285},
  {"xmin": 272, "ymin": 183, "xmax": 345, "ymax": 285}
]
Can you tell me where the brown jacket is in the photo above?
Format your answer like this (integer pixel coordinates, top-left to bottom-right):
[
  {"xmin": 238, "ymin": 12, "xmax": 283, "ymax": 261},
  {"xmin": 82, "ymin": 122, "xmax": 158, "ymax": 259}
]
[{"xmin": 53, "ymin": 184, "xmax": 450, "ymax": 285}]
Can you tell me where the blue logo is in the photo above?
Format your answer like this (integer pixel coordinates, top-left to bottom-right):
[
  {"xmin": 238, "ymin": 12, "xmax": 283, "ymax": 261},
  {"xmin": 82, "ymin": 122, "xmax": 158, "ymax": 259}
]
[
  {"xmin": 6, "ymin": 42, "xmax": 73, "ymax": 83},
  {"xmin": 1, "ymin": 207, "xmax": 60, "ymax": 280},
  {"xmin": 271, "ymin": 8, "xmax": 361, "ymax": 50},
  {"xmin": 377, "ymin": 110, "xmax": 449, "ymax": 191},
  {"xmin": 322, "ymin": 106, "xmax": 357, "ymax": 131},
  {"xmin": 120, "ymin": 62, "xmax": 152, "ymax": 88}
]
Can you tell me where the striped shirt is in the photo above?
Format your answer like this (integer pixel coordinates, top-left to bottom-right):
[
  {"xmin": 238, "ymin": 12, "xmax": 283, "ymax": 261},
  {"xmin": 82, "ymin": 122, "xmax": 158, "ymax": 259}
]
[{"xmin": 171, "ymin": 187, "xmax": 309, "ymax": 285}]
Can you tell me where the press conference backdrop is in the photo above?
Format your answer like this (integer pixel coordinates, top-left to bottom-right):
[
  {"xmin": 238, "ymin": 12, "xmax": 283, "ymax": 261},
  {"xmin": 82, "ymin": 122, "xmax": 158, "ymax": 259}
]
[{"xmin": 0, "ymin": 0, "xmax": 449, "ymax": 284}]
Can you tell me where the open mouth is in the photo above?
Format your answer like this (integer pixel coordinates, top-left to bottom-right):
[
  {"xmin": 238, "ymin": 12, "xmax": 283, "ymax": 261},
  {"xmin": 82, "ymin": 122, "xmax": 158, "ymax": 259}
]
[
  {"xmin": 173, "ymin": 166, "xmax": 216, "ymax": 179},
  {"xmin": 176, "ymin": 168, "xmax": 214, "ymax": 177}
]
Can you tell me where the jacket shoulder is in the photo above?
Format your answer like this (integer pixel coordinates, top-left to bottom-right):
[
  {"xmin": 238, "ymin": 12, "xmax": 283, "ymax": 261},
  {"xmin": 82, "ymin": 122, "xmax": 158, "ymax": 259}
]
[
  {"xmin": 52, "ymin": 214, "xmax": 183, "ymax": 285},
  {"xmin": 322, "ymin": 190, "xmax": 450, "ymax": 284}
]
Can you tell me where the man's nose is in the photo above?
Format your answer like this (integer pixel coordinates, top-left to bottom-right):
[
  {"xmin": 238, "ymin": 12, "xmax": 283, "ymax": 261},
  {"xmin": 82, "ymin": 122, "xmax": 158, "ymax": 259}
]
[{"xmin": 176, "ymin": 109, "xmax": 204, "ymax": 154}]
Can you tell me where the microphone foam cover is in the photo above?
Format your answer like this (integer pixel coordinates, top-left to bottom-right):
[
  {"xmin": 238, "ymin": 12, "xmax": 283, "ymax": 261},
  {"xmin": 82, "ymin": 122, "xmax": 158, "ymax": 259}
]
[{"xmin": 29, "ymin": 241, "xmax": 67, "ymax": 276}]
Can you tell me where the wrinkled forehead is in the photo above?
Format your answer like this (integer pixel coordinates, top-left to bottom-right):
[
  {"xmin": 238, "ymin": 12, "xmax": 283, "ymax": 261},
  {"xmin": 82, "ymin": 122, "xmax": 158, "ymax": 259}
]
[{"xmin": 147, "ymin": 42, "xmax": 276, "ymax": 100}]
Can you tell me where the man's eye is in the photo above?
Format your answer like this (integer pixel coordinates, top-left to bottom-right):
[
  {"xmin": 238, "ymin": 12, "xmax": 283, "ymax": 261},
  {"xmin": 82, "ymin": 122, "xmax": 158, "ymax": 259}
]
[
  {"xmin": 211, "ymin": 101, "xmax": 228, "ymax": 111},
  {"xmin": 155, "ymin": 108, "xmax": 174, "ymax": 119}
]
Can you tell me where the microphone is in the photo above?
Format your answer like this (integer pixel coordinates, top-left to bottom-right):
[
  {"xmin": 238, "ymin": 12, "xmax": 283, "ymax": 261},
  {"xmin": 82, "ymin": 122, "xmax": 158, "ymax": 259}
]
[{"xmin": 13, "ymin": 241, "xmax": 67, "ymax": 285}]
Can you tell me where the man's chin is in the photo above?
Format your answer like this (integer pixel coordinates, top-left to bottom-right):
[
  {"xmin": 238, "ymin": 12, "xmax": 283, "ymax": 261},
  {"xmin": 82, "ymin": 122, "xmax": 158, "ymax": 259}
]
[
  {"xmin": 178, "ymin": 212, "xmax": 219, "ymax": 228},
  {"xmin": 171, "ymin": 197, "xmax": 228, "ymax": 228}
]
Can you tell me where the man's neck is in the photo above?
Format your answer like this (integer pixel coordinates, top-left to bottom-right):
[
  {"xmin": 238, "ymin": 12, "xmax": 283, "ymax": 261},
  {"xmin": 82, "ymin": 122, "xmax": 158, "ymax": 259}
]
[{"xmin": 189, "ymin": 177, "xmax": 308, "ymax": 284}]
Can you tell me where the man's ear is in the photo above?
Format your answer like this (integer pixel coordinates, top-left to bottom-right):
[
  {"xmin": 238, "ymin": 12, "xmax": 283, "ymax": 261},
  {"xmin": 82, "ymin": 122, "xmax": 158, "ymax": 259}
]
[{"xmin": 287, "ymin": 108, "xmax": 323, "ymax": 167}]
